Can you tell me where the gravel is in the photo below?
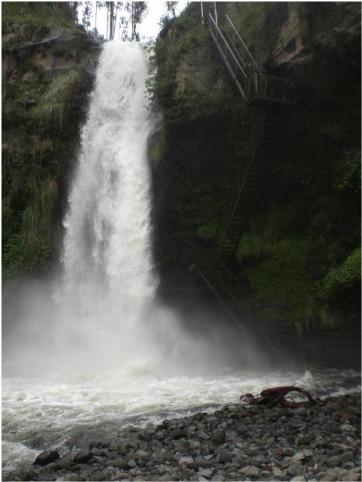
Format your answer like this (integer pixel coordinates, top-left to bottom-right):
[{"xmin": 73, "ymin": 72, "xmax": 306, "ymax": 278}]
[{"xmin": 5, "ymin": 394, "xmax": 361, "ymax": 481}]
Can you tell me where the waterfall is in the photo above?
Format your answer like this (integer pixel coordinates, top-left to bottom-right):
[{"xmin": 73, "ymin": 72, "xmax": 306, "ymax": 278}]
[
  {"xmin": 61, "ymin": 41, "xmax": 156, "ymax": 333},
  {"xmin": 3, "ymin": 40, "xmax": 269, "ymax": 378}
]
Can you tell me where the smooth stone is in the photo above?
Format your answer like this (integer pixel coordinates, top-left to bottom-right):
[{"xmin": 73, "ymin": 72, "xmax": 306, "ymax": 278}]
[
  {"xmin": 273, "ymin": 467, "xmax": 283, "ymax": 477},
  {"xmin": 89, "ymin": 455, "xmax": 105, "ymax": 465},
  {"xmin": 342, "ymin": 472, "xmax": 361, "ymax": 481},
  {"xmin": 240, "ymin": 465, "xmax": 259, "ymax": 477},
  {"xmin": 189, "ymin": 440, "xmax": 201, "ymax": 450},
  {"xmin": 127, "ymin": 459, "xmax": 137, "ymax": 468},
  {"xmin": 287, "ymin": 463, "xmax": 304, "ymax": 476},
  {"xmin": 73, "ymin": 452, "xmax": 92, "ymax": 464},
  {"xmin": 212, "ymin": 431, "xmax": 225, "ymax": 444},
  {"xmin": 179, "ymin": 457, "xmax": 194, "ymax": 465},
  {"xmin": 217, "ymin": 452, "xmax": 232, "ymax": 463},
  {"xmin": 106, "ymin": 459, "xmax": 129, "ymax": 469},
  {"xmin": 34, "ymin": 450, "xmax": 60, "ymax": 467},
  {"xmin": 198, "ymin": 468, "xmax": 213, "ymax": 478},
  {"xmin": 172, "ymin": 430, "xmax": 187, "ymax": 439},
  {"xmin": 135, "ymin": 450, "xmax": 149, "ymax": 461},
  {"xmin": 326, "ymin": 455, "xmax": 342, "ymax": 466},
  {"xmin": 325, "ymin": 468, "xmax": 339, "ymax": 481},
  {"xmin": 340, "ymin": 451, "xmax": 354, "ymax": 463},
  {"xmin": 341, "ymin": 424, "xmax": 356, "ymax": 432},
  {"xmin": 211, "ymin": 475, "xmax": 224, "ymax": 481}
]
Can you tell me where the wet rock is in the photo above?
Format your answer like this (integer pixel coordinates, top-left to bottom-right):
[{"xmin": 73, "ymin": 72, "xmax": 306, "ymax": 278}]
[
  {"xmin": 90, "ymin": 447, "xmax": 106, "ymax": 456},
  {"xmin": 34, "ymin": 450, "xmax": 60, "ymax": 467},
  {"xmin": 127, "ymin": 459, "xmax": 137, "ymax": 468},
  {"xmin": 341, "ymin": 423, "xmax": 356, "ymax": 433},
  {"xmin": 135, "ymin": 450, "xmax": 149, "ymax": 462},
  {"xmin": 179, "ymin": 457, "xmax": 194, "ymax": 466},
  {"xmin": 212, "ymin": 431, "xmax": 225, "ymax": 444},
  {"xmin": 325, "ymin": 468, "xmax": 339, "ymax": 481},
  {"xmin": 326, "ymin": 455, "xmax": 342, "ymax": 467},
  {"xmin": 198, "ymin": 468, "xmax": 214, "ymax": 478},
  {"xmin": 240, "ymin": 465, "xmax": 260, "ymax": 477},
  {"xmin": 73, "ymin": 452, "xmax": 92, "ymax": 464},
  {"xmin": 189, "ymin": 440, "xmax": 201, "ymax": 450},
  {"xmin": 210, "ymin": 475, "xmax": 224, "ymax": 481},
  {"xmin": 342, "ymin": 471, "xmax": 361, "ymax": 481},
  {"xmin": 296, "ymin": 433, "xmax": 315, "ymax": 445},
  {"xmin": 172, "ymin": 429, "xmax": 187, "ymax": 439},
  {"xmin": 287, "ymin": 462, "xmax": 304, "ymax": 477},
  {"xmin": 340, "ymin": 451, "xmax": 354, "ymax": 463},
  {"xmin": 273, "ymin": 467, "xmax": 284, "ymax": 477},
  {"xmin": 25, "ymin": 468, "xmax": 41, "ymax": 480},
  {"xmin": 106, "ymin": 459, "xmax": 130, "ymax": 469},
  {"xmin": 217, "ymin": 452, "xmax": 232, "ymax": 464}
]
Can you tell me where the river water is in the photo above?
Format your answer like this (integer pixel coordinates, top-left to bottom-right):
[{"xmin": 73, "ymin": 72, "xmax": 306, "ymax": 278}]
[
  {"xmin": 2, "ymin": 41, "xmax": 360, "ymax": 477},
  {"xmin": 2, "ymin": 368, "xmax": 360, "ymax": 477}
]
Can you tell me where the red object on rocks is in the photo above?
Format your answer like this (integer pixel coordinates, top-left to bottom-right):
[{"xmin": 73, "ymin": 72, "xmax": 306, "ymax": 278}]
[{"xmin": 240, "ymin": 386, "xmax": 317, "ymax": 408}]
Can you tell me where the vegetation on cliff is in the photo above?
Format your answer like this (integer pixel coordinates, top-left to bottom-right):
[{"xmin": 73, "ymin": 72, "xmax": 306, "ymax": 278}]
[
  {"xmin": 2, "ymin": 2, "xmax": 98, "ymax": 277},
  {"xmin": 151, "ymin": 2, "xmax": 361, "ymax": 329}
]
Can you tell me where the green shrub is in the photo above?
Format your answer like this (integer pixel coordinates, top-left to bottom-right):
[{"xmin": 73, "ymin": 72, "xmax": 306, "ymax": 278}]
[
  {"xmin": 2, "ymin": 2, "xmax": 77, "ymax": 29},
  {"xmin": 3, "ymin": 234, "xmax": 25, "ymax": 278},
  {"xmin": 334, "ymin": 150, "xmax": 361, "ymax": 193},
  {"xmin": 197, "ymin": 219, "xmax": 219, "ymax": 240},
  {"xmin": 319, "ymin": 247, "xmax": 361, "ymax": 303},
  {"xmin": 246, "ymin": 237, "xmax": 313, "ymax": 322},
  {"xmin": 32, "ymin": 71, "xmax": 82, "ymax": 131},
  {"xmin": 236, "ymin": 232, "xmax": 265, "ymax": 262}
]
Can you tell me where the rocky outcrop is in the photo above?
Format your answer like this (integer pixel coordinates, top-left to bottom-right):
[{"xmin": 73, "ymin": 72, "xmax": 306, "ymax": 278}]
[
  {"xmin": 2, "ymin": 5, "xmax": 100, "ymax": 278},
  {"xmin": 151, "ymin": 3, "xmax": 361, "ymax": 338}
]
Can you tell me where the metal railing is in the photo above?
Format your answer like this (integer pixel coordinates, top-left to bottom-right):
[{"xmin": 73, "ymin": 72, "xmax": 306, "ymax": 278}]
[
  {"xmin": 208, "ymin": 12, "xmax": 296, "ymax": 105},
  {"xmin": 208, "ymin": 13, "xmax": 248, "ymax": 100}
]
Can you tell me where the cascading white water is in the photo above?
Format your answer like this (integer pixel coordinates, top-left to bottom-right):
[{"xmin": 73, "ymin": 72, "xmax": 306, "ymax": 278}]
[
  {"xmin": 40, "ymin": 40, "xmax": 161, "ymax": 371},
  {"xmin": 62, "ymin": 41, "xmax": 156, "ymax": 328}
]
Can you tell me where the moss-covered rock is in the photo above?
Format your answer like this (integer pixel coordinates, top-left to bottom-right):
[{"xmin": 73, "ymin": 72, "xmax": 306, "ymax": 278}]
[
  {"xmin": 152, "ymin": 2, "xmax": 361, "ymax": 328},
  {"xmin": 2, "ymin": 2, "xmax": 99, "ymax": 279}
]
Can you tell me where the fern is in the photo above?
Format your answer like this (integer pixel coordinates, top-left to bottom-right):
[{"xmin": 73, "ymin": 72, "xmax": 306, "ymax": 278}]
[{"xmin": 32, "ymin": 71, "xmax": 82, "ymax": 131}]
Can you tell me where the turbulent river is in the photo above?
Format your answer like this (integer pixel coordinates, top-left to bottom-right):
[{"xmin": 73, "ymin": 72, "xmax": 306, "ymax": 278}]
[
  {"xmin": 3, "ymin": 368, "xmax": 361, "ymax": 476},
  {"xmin": 2, "ymin": 41, "xmax": 361, "ymax": 477}
]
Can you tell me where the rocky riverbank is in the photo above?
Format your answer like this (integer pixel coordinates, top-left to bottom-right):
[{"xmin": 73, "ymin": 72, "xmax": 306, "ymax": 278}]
[{"xmin": 7, "ymin": 394, "xmax": 361, "ymax": 482}]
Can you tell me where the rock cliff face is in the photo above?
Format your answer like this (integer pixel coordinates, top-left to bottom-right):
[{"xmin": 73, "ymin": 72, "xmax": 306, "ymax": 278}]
[
  {"xmin": 151, "ymin": 2, "xmax": 361, "ymax": 341},
  {"xmin": 2, "ymin": 3, "xmax": 100, "ymax": 278}
]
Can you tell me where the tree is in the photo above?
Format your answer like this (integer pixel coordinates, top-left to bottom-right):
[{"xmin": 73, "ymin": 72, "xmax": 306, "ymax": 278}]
[
  {"xmin": 166, "ymin": 1, "xmax": 177, "ymax": 18},
  {"xmin": 83, "ymin": 1, "xmax": 148, "ymax": 41},
  {"xmin": 124, "ymin": 1, "xmax": 147, "ymax": 40},
  {"xmin": 82, "ymin": 1, "xmax": 92, "ymax": 28}
]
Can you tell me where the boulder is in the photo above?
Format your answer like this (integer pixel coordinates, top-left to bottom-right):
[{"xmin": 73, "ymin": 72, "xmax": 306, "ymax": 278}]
[
  {"xmin": 33, "ymin": 450, "xmax": 60, "ymax": 466},
  {"xmin": 73, "ymin": 452, "xmax": 92, "ymax": 464}
]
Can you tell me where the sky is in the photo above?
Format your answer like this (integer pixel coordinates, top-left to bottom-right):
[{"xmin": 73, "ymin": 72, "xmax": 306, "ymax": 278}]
[{"xmin": 78, "ymin": 1, "xmax": 190, "ymax": 41}]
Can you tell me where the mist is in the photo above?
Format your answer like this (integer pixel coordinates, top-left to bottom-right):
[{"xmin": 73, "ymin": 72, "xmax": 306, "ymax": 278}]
[{"xmin": 3, "ymin": 271, "xmax": 275, "ymax": 380}]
